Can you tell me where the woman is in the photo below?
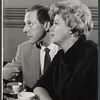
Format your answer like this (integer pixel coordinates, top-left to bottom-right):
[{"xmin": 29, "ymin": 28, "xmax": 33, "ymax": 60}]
[{"xmin": 34, "ymin": 0, "xmax": 97, "ymax": 100}]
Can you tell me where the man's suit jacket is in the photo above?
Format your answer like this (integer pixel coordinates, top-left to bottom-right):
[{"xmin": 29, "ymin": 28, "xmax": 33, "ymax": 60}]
[{"xmin": 4, "ymin": 40, "xmax": 41, "ymax": 88}]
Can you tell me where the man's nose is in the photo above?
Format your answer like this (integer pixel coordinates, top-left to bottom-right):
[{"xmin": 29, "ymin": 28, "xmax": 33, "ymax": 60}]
[{"xmin": 23, "ymin": 25, "xmax": 28, "ymax": 34}]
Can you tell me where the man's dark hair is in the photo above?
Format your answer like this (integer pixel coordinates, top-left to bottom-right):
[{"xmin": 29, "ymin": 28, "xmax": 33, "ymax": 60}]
[{"xmin": 26, "ymin": 4, "xmax": 51, "ymax": 24}]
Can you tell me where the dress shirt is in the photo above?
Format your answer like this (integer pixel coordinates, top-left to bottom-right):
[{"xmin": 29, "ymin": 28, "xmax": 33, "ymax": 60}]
[{"xmin": 40, "ymin": 43, "xmax": 58, "ymax": 75}]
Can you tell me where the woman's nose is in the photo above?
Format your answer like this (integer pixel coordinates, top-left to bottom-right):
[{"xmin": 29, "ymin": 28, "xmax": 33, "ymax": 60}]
[{"xmin": 49, "ymin": 25, "xmax": 54, "ymax": 32}]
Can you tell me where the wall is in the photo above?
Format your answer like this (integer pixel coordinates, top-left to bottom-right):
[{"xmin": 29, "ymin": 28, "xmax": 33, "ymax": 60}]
[
  {"xmin": 3, "ymin": 0, "xmax": 98, "ymax": 7},
  {"xmin": 3, "ymin": 0, "xmax": 98, "ymax": 62}
]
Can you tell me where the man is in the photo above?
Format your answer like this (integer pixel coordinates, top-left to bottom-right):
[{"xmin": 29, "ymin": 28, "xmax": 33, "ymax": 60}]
[{"xmin": 3, "ymin": 4, "xmax": 58, "ymax": 92}]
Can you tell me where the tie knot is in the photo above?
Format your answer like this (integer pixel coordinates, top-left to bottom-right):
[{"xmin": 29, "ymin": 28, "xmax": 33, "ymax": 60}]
[{"xmin": 44, "ymin": 48, "xmax": 50, "ymax": 53}]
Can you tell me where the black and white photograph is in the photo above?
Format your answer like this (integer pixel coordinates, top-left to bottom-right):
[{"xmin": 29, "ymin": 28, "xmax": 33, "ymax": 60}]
[{"xmin": 2, "ymin": 0, "xmax": 98, "ymax": 100}]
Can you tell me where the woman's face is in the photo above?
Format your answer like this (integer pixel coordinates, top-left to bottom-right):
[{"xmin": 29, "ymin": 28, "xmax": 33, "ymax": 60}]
[{"xmin": 50, "ymin": 14, "xmax": 70, "ymax": 46}]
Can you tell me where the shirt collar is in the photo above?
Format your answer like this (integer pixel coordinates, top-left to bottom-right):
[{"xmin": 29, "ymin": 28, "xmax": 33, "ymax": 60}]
[{"xmin": 41, "ymin": 43, "xmax": 56, "ymax": 51}]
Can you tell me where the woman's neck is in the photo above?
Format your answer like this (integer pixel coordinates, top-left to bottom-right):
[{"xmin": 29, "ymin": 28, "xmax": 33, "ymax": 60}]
[{"xmin": 61, "ymin": 36, "xmax": 78, "ymax": 53}]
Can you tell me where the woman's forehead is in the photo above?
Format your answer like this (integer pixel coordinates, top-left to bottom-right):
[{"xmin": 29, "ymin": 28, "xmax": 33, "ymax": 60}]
[{"xmin": 54, "ymin": 14, "xmax": 64, "ymax": 22}]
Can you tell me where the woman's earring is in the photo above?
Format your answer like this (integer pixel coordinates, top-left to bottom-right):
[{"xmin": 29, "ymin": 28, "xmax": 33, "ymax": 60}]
[
  {"xmin": 44, "ymin": 22, "xmax": 50, "ymax": 32},
  {"xmin": 69, "ymin": 31, "xmax": 72, "ymax": 34}
]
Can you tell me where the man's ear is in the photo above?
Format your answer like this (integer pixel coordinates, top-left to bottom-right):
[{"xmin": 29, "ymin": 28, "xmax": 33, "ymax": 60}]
[{"xmin": 44, "ymin": 22, "xmax": 50, "ymax": 32}]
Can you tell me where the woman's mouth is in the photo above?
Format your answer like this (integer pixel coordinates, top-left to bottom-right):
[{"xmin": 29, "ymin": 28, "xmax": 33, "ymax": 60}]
[{"xmin": 51, "ymin": 34, "xmax": 54, "ymax": 37}]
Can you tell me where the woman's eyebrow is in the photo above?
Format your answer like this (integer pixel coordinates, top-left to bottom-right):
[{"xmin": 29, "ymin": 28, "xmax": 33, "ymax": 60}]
[{"xmin": 54, "ymin": 19, "xmax": 59, "ymax": 22}]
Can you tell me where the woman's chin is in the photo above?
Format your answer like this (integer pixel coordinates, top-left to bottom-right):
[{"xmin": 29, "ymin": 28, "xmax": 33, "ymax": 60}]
[{"xmin": 52, "ymin": 40, "xmax": 58, "ymax": 45}]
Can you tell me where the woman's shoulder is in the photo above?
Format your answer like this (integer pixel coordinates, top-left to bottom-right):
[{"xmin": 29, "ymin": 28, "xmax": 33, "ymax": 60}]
[
  {"xmin": 53, "ymin": 49, "xmax": 63, "ymax": 59},
  {"xmin": 57, "ymin": 49, "xmax": 63, "ymax": 55},
  {"xmin": 82, "ymin": 40, "xmax": 98, "ymax": 54},
  {"xmin": 83, "ymin": 40, "xmax": 98, "ymax": 49}
]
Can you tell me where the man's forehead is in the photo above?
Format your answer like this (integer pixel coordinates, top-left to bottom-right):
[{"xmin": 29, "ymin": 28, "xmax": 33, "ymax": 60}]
[{"xmin": 24, "ymin": 10, "xmax": 37, "ymax": 20}]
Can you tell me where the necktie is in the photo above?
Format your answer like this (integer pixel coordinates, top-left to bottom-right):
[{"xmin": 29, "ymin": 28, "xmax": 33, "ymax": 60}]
[{"xmin": 44, "ymin": 48, "xmax": 51, "ymax": 74}]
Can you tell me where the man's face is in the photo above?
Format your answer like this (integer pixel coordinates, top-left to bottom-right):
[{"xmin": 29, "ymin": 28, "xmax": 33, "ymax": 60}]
[{"xmin": 23, "ymin": 10, "xmax": 46, "ymax": 44}]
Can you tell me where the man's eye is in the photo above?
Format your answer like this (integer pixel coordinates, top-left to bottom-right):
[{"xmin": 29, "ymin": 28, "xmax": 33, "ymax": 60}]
[{"xmin": 28, "ymin": 22, "xmax": 33, "ymax": 26}]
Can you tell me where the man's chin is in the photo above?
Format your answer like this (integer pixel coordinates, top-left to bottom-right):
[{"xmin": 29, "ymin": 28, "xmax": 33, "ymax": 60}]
[
  {"xmin": 29, "ymin": 39, "xmax": 42, "ymax": 45},
  {"xmin": 29, "ymin": 39, "xmax": 36, "ymax": 44},
  {"xmin": 37, "ymin": 40, "xmax": 42, "ymax": 44}
]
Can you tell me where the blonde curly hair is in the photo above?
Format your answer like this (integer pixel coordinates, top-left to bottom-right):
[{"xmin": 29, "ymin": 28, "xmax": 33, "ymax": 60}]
[{"xmin": 49, "ymin": 0, "xmax": 93, "ymax": 37}]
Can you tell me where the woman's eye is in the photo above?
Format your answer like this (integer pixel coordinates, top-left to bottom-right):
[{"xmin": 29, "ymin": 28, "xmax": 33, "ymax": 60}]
[{"xmin": 54, "ymin": 22, "xmax": 58, "ymax": 25}]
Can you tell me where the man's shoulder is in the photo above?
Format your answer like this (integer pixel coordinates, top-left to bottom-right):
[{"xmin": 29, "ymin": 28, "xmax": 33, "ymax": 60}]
[
  {"xmin": 20, "ymin": 41, "xmax": 36, "ymax": 47},
  {"xmin": 21, "ymin": 40, "xmax": 32, "ymax": 46},
  {"xmin": 19, "ymin": 41, "xmax": 38, "ymax": 51},
  {"xmin": 18, "ymin": 41, "xmax": 40, "ymax": 54}
]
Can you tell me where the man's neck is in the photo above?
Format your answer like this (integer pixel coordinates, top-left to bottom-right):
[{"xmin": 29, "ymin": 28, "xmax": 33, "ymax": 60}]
[
  {"xmin": 42, "ymin": 32, "xmax": 52, "ymax": 47},
  {"xmin": 42, "ymin": 41, "xmax": 51, "ymax": 47}
]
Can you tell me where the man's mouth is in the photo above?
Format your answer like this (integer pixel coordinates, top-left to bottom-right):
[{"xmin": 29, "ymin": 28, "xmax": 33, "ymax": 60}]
[{"xmin": 27, "ymin": 36, "xmax": 32, "ymax": 39}]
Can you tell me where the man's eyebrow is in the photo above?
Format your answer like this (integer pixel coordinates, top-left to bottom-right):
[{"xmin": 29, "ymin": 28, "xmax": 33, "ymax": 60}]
[
  {"xmin": 24, "ymin": 20, "xmax": 31, "ymax": 23},
  {"xmin": 27, "ymin": 20, "xmax": 31, "ymax": 22}
]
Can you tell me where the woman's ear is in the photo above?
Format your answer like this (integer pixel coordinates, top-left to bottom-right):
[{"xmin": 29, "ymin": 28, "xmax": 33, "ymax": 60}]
[{"xmin": 44, "ymin": 22, "xmax": 51, "ymax": 32}]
